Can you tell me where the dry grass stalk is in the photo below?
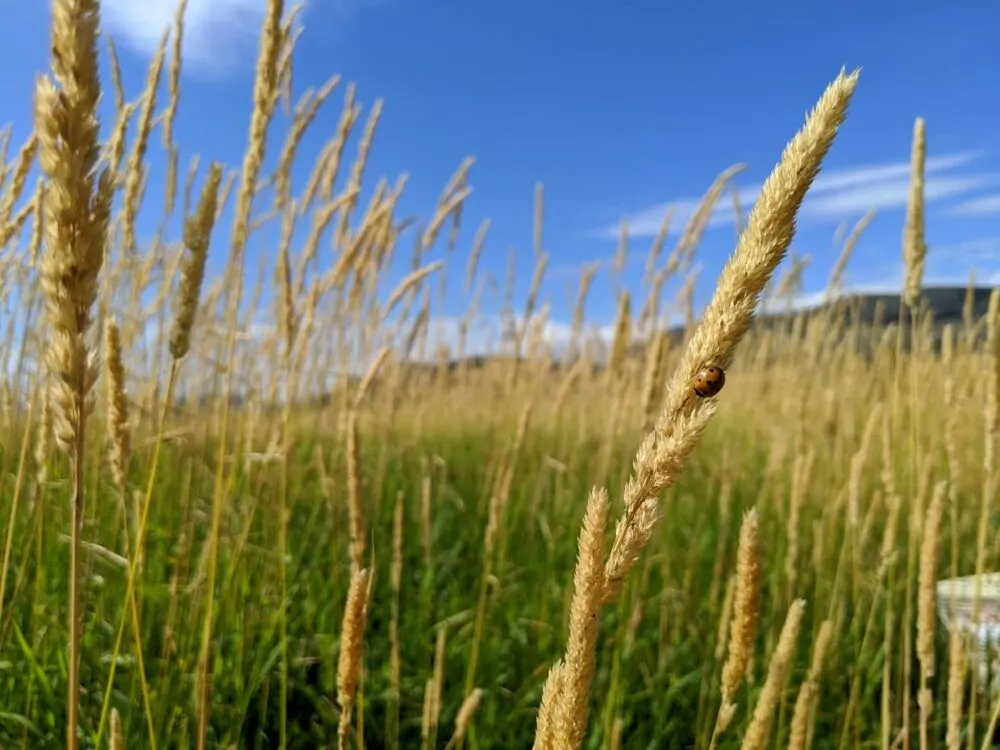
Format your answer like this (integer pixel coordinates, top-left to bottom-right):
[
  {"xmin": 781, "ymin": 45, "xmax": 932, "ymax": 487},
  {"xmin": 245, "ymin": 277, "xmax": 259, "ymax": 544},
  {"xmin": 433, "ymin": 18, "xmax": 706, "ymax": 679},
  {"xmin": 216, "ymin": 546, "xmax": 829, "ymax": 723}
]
[
  {"xmin": 715, "ymin": 573, "xmax": 736, "ymax": 661},
  {"xmin": 104, "ymin": 318, "xmax": 130, "ymax": 498},
  {"xmin": 902, "ymin": 118, "xmax": 926, "ymax": 311},
  {"xmin": 548, "ymin": 488, "xmax": 610, "ymax": 749},
  {"xmin": 610, "ymin": 717, "xmax": 624, "ymax": 750},
  {"xmin": 423, "ymin": 182, "xmax": 472, "ymax": 252},
  {"xmin": 346, "ymin": 409, "xmax": 365, "ymax": 572},
  {"xmin": 534, "ymin": 69, "xmax": 858, "ymax": 750},
  {"xmin": 570, "ymin": 263, "xmax": 599, "ymax": 348},
  {"xmin": 27, "ymin": 179, "xmax": 46, "ymax": 267},
  {"xmin": 110, "ymin": 707, "xmax": 124, "ymax": 750},
  {"xmin": 601, "ymin": 69, "xmax": 860, "ymax": 602},
  {"xmin": 161, "ymin": 0, "xmax": 188, "ymax": 216},
  {"xmin": 773, "ymin": 251, "xmax": 811, "ymax": 305},
  {"xmin": 788, "ymin": 619, "xmax": 834, "ymax": 750},
  {"xmin": 0, "ymin": 133, "xmax": 37, "ymax": 246},
  {"xmin": 644, "ymin": 207, "xmax": 674, "ymax": 280},
  {"xmin": 163, "ymin": 0, "xmax": 187, "ymax": 150},
  {"xmin": 533, "ymin": 662, "xmax": 566, "ymax": 750},
  {"xmin": 337, "ymin": 567, "xmax": 372, "ymax": 749},
  {"xmin": 969, "ymin": 290, "xmax": 1000, "ymax": 747},
  {"xmin": 827, "ymin": 208, "xmax": 876, "ymax": 298},
  {"xmin": 383, "ymin": 262, "xmax": 445, "ymax": 321},
  {"xmin": 640, "ymin": 330, "xmax": 668, "ymax": 429},
  {"xmin": 170, "ymin": 163, "xmax": 223, "ymax": 360},
  {"xmin": 195, "ymin": 4, "xmax": 288, "ymax": 745},
  {"xmin": 917, "ymin": 481, "xmax": 946, "ymax": 678},
  {"xmin": 607, "ymin": 291, "xmax": 632, "ymax": 382},
  {"xmin": 786, "ymin": 449, "xmax": 814, "ymax": 598},
  {"xmin": 99, "ymin": 162, "xmax": 226, "ymax": 736},
  {"xmin": 917, "ymin": 480, "xmax": 946, "ymax": 750},
  {"xmin": 316, "ymin": 83, "xmax": 359, "ymax": 202},
  {"xmin": 275, "ymin": 75, "xmax": 341, "ymax": 209},
  {"xmin": 387, "ymin": 490, "xmax": 404, "ymax": 744},
  {"xmin": 669, "ymin": 163, "xmax": 747, "ymax": 273},
  {"xmin": 463, "ymin": 218, "xmax": 490, "ymax": 293},
  {"xmin": 947, "ymin": 626, "xmax": 965, "ymax": 750},
  {"xmin": 121, "ymin": 33, "xmax": 167, "ymax": 256},
  {"xmin": 34, "ymin": 0, "xmax": 114, "ymax": 742},
  {"xmin": 445, "ymin": 689, "xmax": 484, "ymax": 750},
  {"xmin": 420, "ymin": 462, "xmax": 433, "ymax": 568},
  {"xmin": 105, "ymin": 35, "xmax": 124, "ymax": 114},
  {"xmin": 740, "ymin": 598, "xmax": 806, "ymax": 750},
  {"xmin": 335, "ymin": 98, "xmax": 383, "ymax": 247},
  {"xmin": 716, "ymin": 508, "xmax": 762, "ymax": 742},
  {"xmin": 34, "ymin": 388, "xmax": 51, "ymax": 490},
  {"xmin": 422, "ymin": 625, "xmax": 448, "ymax": 749},
  {"xmin": 612, "ymin": 218, "xmax": 629, "ymax": 276}
]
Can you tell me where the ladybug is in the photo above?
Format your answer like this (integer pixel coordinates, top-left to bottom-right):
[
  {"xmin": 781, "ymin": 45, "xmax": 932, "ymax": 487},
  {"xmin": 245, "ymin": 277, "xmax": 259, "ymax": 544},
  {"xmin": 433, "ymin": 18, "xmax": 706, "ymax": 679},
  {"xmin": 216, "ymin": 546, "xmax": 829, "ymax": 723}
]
[{"xmin": 693, "ymin": 365, "xmax": 726, "ymax": 398}]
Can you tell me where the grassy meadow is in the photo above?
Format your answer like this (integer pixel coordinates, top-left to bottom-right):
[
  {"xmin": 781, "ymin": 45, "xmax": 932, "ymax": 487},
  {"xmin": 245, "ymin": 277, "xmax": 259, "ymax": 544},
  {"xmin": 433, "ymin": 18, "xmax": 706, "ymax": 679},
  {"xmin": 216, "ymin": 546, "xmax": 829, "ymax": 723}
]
[{"xmin": 1, "ymin": 0, "xmax": 998, "ymax": 748}]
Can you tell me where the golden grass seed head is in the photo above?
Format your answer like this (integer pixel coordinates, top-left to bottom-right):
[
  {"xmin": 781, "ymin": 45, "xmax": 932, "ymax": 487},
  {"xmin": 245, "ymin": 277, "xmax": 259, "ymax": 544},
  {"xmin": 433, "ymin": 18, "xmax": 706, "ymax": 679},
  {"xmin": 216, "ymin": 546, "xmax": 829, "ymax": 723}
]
[
  {"xmin": 720, "ymin": 508, "xmax": 761, "ymax": 706},
  {"xmin": 741, "ymin": 598, "xmax": 805, "ymax": 750},
  {"xmin": 170, "ymin": 162, "xmax": 223, "ymax": 360},
  {"xmin": 104, "ymin": 318, "xmax": 130, "ymax": 493},
  {"xmin": 902, "ymin": 117, "xmax": 927, "ymax": 311},
  {"xmin": 36, "ymin": 0, "xmax": 113, "ymax": 450}
]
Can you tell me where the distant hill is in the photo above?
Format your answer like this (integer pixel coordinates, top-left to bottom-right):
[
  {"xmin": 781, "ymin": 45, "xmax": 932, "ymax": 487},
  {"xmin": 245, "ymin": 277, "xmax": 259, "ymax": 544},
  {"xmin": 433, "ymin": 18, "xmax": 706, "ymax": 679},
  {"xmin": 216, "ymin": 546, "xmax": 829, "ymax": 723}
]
[
  {"xmin": 745, "ymin": 285, "xmax": 994, "ymax": 352},
  {"xmin": 410, "ymin": 286, "xmax": 997, "ymax": 379},
  {"xmin": 785, "ymin": 285, "xmax": 993, "ymax": 329},
  {"xmin": 172, "ymin": 286, "xmax": 997, "ymax": 408}
]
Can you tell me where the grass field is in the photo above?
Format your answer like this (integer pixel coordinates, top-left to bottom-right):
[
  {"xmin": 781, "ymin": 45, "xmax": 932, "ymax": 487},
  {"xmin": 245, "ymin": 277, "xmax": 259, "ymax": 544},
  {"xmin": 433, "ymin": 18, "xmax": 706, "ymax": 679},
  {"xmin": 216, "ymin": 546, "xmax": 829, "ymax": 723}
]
[{"xmin": 0, "ymin": 0, "xmax": 997, "ymax": 748}]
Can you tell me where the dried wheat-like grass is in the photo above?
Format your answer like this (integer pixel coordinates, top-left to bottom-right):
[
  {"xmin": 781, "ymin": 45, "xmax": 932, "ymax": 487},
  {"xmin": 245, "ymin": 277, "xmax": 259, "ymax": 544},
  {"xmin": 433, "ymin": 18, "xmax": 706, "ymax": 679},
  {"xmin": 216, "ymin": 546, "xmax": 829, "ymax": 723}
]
[
  {"xmin": 902, "ymin": 117, "xmax": 926, "ymax": 310},
  {"xmin": 602, "ymin": 68, "xmax": 860, "ymax": 601},
  {"xmin": 121, "ymin": 34, "xmax": 167, "ymax": 256},
  {"xmin": 533, "ymin": 662, "xmax": 566, "ymax": 750},
  {"xmin": 740, "ymin": 598, "xmax": 806, "ymax": 750},
  {"xmin": 110, "ymin": 707, "xmax": 123, "ymax": 750},
  {"xmin": 104, "ymin": 318, "xmax": 130, "ymax": 496},
  {"xmin": 35, "ymin": 0, "xmax": 114, "ymax": 743},
  {"xmin": 946, "ymin": 625, "xmax": 964, "ymax": 750},
  {"xmin": 918, "ymin": 480, "xmax": 946, "ymax": 750},
  {"xmin": 547, "ymin": 488, "xmax": 610, "ymax": 749},
  {"xmin": 445, "ymin": 688, "xmax": 484, "ymax": 750},
  {"xmin": 788, "ymin": 619, "xmax": 833, "ymax": 750},
  {"xmin": 345, "ymin": 410, "xmax": 365, "ymax": 572},
  {"xmin": 534, "ymin": 68, "xmax": 858, "ymax": 750},
  {"xmin": 722, "ymin": 509, "xmax": 762, "ymax": 709},
  {"xmin": 337, "ymin": 567, "xmax": 371, "ymax": 749},
  {"xmin": 170, "ymin": 163, "xmax": 223, "ymax": 360}
]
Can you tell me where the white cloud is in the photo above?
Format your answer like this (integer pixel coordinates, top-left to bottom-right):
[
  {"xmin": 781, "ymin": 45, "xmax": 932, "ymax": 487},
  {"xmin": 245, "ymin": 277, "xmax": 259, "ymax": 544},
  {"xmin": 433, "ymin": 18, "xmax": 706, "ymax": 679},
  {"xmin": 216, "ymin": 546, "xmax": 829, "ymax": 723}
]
[
  {"xmin": 804, "ymin": 174, "xmax": 996, "ymax": 218},
  {"xmin": 810, "ymin": 151, "xmax": 980, "ymax": 193},
  {"xmin": 600, "ymin": 151, "xmax": 995, "ymax": 239},
  {"xmin": 422, "ymin": 310, "xmax": 580, "ymax": 361},
  {"xmin": 931, "ymin": 236, "xmax": 1000, "ymax": 261},
  {"xmin": 608, "ymin": 185, "xmax": 759, "ymax": 242},
  {"xmin": 102, "ymin": 0, "xmax": 292, "ymax": 72},
  {"xmin": 948, "ymin": 194, "xmax": 1000, "ymax": 217}
]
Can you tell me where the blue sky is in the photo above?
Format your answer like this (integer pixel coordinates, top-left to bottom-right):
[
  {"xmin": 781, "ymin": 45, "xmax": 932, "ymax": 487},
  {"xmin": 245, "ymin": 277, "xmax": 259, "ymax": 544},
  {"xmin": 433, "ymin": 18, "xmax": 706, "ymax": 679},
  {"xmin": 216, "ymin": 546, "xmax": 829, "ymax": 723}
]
[{"xmin": 4, "ymin": 0, "xmax": 1000, "ymax": 352}]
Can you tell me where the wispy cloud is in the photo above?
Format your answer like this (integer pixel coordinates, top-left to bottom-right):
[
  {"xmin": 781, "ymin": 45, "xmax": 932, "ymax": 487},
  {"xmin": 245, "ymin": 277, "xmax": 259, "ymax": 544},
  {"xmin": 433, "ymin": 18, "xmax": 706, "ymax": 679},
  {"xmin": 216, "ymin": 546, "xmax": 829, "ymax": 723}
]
[
  {"xmin": 102, "ymin": 0, "xmax": 294, "ymax": 72},
  {"xmin": 805, "ymin": 174, "xmax": 995, "ymax": 217},
  {"xmin": 947, "ymin": 194, "xmax": 1000, "ymax": 216},
  {"xmin": 931, "ymin": 236, "xmax": 1000, "ymax": 261},
  {"xmin": 598, "ymin": 151, "xmax": 995, "ymax": 239},
  {"xmin": 810, "ymin": 151, "xmax": 979, "ymax": 192}
]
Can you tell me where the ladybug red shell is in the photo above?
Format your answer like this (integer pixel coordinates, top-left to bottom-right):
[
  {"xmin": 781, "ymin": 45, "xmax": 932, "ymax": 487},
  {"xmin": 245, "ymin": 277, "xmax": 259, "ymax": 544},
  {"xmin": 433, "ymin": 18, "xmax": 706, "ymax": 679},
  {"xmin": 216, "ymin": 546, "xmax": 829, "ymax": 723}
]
[{"xmin": 693, "ymin": 365, "xmax": 726, "ymax": 398}]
